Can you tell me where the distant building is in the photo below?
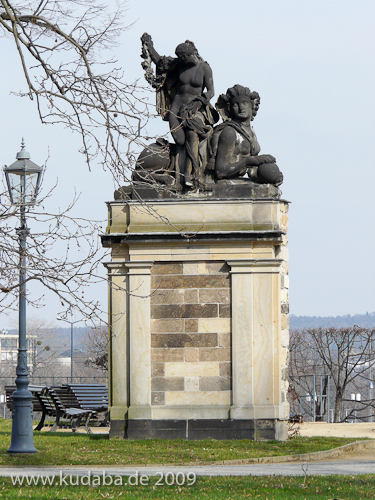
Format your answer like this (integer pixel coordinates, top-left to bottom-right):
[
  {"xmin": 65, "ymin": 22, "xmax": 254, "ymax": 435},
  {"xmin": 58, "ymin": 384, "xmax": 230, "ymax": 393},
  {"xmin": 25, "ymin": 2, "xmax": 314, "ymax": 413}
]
[
  {"xmin": 0, "ymin": 330, "xmax": 36, "ymax": 367},
  {"xmin": 56, "ymin": 348, "xmax": 88, "ymax": 367}
]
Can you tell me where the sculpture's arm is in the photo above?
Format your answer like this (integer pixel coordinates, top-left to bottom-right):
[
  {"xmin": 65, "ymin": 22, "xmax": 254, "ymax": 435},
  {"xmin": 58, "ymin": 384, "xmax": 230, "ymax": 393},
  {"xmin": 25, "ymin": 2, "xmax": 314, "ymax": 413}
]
[
  {"xmin": 215, "ymin": 127, "xmax": 252, "ymax": 180},
  {"xmin": 202, "ymin": 63, "xmax": 214, "ymax": 102},
  {"xmin": 246, "ymin": 154, "xmax": 277, "ymax": 166},
  {"xmin": 141, "ymin": 33, "xmax": 162, "ymax": 65}
]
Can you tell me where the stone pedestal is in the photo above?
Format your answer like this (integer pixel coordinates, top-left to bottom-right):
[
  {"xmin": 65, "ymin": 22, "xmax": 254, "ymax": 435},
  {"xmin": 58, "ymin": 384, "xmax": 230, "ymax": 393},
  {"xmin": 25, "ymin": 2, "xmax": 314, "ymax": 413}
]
[{"xmin": 102, "ymin": 194, "xmax": 289, "ymax": 440}]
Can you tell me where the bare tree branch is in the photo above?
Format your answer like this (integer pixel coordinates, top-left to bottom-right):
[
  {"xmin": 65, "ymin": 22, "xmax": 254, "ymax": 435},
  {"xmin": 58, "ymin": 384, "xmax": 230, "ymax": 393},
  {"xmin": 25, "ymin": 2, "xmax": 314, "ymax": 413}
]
[
  {"xmin": 0, "ymin": 172, "xmax": 109, "ymax": 321},
  {"xmin": 290, "ymin": 327, "xmax": 375, "ymax": 422},
  {"xmin": 0, "ymin": 0, "xmax": 154, "ymax": 185}
]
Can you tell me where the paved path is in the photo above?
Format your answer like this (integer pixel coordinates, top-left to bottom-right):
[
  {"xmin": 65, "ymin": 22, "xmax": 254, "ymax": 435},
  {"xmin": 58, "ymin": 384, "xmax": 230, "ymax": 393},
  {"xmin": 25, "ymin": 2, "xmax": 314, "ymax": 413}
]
[{"xmin": 0, "ymin": 460, "xmax": 374, "ymax": 477}]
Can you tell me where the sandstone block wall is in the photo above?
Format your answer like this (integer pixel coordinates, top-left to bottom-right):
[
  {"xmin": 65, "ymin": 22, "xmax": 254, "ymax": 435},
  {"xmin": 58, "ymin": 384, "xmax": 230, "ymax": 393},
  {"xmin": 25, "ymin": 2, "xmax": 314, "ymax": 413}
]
[
  {"xmin": 150, "ymin": 261, "xmax": 232, "ymax": 406},
  {"xmin": 103, "ymin": 198, "xmax": 290, "ymax": 439},
  {"xmin": 276, "ymin": 202, "xmax": 290, "ymax": 406}
]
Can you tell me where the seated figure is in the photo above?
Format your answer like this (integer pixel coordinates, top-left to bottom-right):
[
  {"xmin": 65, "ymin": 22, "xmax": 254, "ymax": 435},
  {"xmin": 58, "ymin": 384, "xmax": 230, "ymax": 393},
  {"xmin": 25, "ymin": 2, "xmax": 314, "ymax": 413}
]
[{"xmin": 209, "ymin": 84, "xmax": 283, "ymax": 186}]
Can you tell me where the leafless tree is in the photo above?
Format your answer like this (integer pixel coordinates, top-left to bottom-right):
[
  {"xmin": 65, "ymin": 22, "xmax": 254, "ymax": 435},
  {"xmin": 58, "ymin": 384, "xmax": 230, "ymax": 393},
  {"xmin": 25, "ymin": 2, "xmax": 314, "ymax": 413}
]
[
  {"xmin": 25, "ymin": 316, "xmax": 58, "ymax": 376},
  {"xmin": 0, "ymin": 175, "xmax": 107, "ymax": 321},
  {"xmin": 289, "ymin": 327, "xmax": 375, "ymax": 422},
  {"xmin": 0, "ymin": 0, "xmax": 153, "ymax": 185},
  {"xmin": 0, "ymin": 2, "xmax": 181, "ymax": 329},
  {"xmin": 289, "ymin": 329, "xmax": 329, "ymax": 421},
  {"xmin": 83, "ymin": 325, "xmax": 108, "ymax": 373}
]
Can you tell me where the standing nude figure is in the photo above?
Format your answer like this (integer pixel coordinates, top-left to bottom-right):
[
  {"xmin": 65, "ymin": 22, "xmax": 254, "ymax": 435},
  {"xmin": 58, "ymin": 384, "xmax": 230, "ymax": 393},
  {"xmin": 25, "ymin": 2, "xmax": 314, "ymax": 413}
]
[{"xmin": 141, "ymin": 34, "xmax": 218, "ymax": 189}]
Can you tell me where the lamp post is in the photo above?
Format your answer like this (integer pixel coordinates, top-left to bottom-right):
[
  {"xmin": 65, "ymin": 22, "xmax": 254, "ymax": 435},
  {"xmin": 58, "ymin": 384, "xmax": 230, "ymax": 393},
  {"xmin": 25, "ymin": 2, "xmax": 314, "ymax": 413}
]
[
  {"xmin": 369, "ymin": 337, "xmax": 374, "ymax": 422},
  {"xmin": 4, "ymin": 139, "xmax": 43, "ymax": 454},
  {"xmin": 56, "ymin": 316, "xmax": 83, "ymax": 383}
]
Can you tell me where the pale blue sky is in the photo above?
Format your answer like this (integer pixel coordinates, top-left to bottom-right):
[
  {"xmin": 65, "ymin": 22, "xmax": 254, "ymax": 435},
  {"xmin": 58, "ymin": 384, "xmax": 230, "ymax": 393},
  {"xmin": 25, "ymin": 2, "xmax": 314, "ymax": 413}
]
[{"xmin": 1, "ymin": 0, "xmax": 374, "ymax": 326}]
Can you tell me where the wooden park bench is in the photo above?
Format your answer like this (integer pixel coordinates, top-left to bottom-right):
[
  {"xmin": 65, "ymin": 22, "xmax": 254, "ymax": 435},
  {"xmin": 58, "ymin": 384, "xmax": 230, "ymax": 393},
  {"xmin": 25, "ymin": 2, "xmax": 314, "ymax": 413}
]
[
  {"xmin": 5, "ymin": 383, "xmax": 109, "ymax": 433},
  {"xmin": 65, "ymin": 383, "xmax": 108, "ymax": 425},
  {"xmin": 5, "ymin": 385, "xmax": 56, "ymax": 431},
  {"xmin": 48, "ymin": 385, "xmax": 94, "ymax": 433}
]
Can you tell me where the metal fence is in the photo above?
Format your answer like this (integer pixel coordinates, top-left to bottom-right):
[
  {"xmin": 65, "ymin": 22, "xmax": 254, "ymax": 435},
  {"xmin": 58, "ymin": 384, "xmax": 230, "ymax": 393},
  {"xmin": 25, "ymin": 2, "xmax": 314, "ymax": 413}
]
[{"xmin": 289, "ymin": 374, "xmax": 331, "ymax": 422}]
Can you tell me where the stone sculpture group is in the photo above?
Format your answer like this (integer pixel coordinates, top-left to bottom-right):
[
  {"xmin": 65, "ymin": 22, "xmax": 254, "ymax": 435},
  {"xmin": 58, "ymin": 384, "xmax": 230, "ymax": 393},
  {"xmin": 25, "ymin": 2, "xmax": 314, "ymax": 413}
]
[{"xmin": 135, "ymin": 33, "xmax": 283, "ymax": 193}]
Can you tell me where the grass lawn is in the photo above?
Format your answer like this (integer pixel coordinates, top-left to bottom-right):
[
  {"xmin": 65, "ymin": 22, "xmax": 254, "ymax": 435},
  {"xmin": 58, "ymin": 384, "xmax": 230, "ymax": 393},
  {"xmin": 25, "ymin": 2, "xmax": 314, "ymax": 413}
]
[
  {"xmin": 0, "ymin": 419, "xmax": 373, "ymax": 498},
  {"xmin": 0, "ymin": 419, "xmax": 362, "ymax": 466},
  {"xmin": 0, "ymin": 475, "xmax": 374, "ymax": 499}
]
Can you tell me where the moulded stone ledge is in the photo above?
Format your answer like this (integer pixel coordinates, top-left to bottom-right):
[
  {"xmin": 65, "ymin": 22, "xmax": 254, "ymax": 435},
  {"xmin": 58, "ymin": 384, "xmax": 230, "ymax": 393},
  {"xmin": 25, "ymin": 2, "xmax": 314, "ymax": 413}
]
[{"xmin": 105, "ymin": 199, "xmax": 288, "ymax": 236}]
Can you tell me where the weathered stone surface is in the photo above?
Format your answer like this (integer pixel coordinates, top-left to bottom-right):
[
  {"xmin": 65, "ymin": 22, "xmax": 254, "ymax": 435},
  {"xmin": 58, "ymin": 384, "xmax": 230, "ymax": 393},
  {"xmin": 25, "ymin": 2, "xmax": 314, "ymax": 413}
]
[
  {"xmin": 219, "ymin": 304, "xmax": 231, "ymax": 318},
  {"xmin": 184, "ymin": 289, "xmax": 199, "ymax": 304},
  {"xmin": 199, "ymin": 347, "xmax": 231, "ymax": 362},
  {"xmin": 165, "ymin": 390, "xmax": 231, "ymax": 405},
  {"xmin": 151, "ymin": 304, "xmax": 218, "ymax": 319},
  {"xmin": 199, "ymin": 318, "xmax": 230, "ymax": 333},
  {"xmin": 126, "ymin": 420, "xmax": 186, "ymax": 440},
  {"xmin": 151, "ymin": 377, "xmax": 184, "ymax": 392},
  {"xmin": 281, "ymin": 303, "xmax": 289, "ymax": 314},
  {"xmin": 281, "ymin": 314, "xmax": 289, "ymax": 330},
  {"xmin": 165, "ymin": 361, "xmax": 220, "ymax": 377},
  {"xmin": 108, "ymin": 184, "xmax": 289, "ymax": 438},
  {"xmin": 185, "ymin": 319, "xmax": 198, "ymax": 333},
  {"xmin": 183, "ymin": 263, "xmax": 199, "ymax": 275},
  {"xmin": 211, "ymin": 179, "xmax": 281, "ymax": 200},
  {"xmin": 219, "ymin": 362, "xmax": 231, "ymax": 377},
  {"xmin": 151, "ymin": 289, "xmax": 184, "ymax": 305},
  {"xmin": 151, "ymin": 263, "xmax": 183, "ymax": 275},
  {"xmin": 199, "ymin": 289, "xmax": 230, "ymax": 304},
  {"xmin": 109, "ymin": 420, "xmax": 125, "ymax": 439},
  {"xmin": 281, "ymin": 275, "xmax": 289, "ymax": 289},
  {"xmin": 151, "ymin": 319, "xmax": 184, "ymax": 333},
  {"xmin": 255, "ymin": 419, "xmax": 274, "ymax": 430},
  {"xmin": 151, "ymin": 362, "xmax": 165, "ymax": 377},
  {"xmin": 151, "ymin": 392, "xmax": 165, "ymax": 405},
  {"xmin": 187, "ymin": 420, "xmax": 255, "ymax": 440},
  {"xmin": 205, "ymin": 262, "xmax": 230, "ymax": 274},
  {"xmin": 184, "ymin": 377, "xmax": 199, "ymax": 391},
  {"xmin": 151, "ymin": 348, "xmax": 184, "ymax": 362},
  {"xmin": 184, "ymin": 347, "xmax": 199, "ymax": 362},
  {"xmin": 151, "ymin": 333, "xmax": 218, "ymax": 350},
  {"xmin": 218, "ymin": 333, "xmax": 231, "ymax": 348},
  {"xmin": 123, "ymin": 419, "xmax": 286, "ymax": 440},
  {"xmin": 152, "ymin": 333, "xmax": 218, "ymax": 349},
  {"xmin": 280, "ymin": 289, "xmax": 289, "ymax": 303},
  {"xmin": 280, "ymin": 214, "xmax": 288, "ymax": 231},
  {"xmin": 280, "ymin": 329, "xmax": 289, "ymax": 347},
  {"xmin": 151, "ymin": 275, "xmax": 230, "ymax": 290},
  {"xmin": 129, "ymin": 184, "xmax": 177, "ymax": 201},
  {"xmin": 199, "ymin": 376, "xmax": 231, "ymax": 391},
  {"xmin": 128, "ymin": 179, "xmax": 281, "ymax": 201}
]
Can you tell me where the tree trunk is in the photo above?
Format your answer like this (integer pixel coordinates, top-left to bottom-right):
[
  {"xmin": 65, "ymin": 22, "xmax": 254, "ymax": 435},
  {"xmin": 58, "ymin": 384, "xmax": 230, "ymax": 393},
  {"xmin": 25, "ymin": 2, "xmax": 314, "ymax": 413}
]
[{"xmin": 334, "ymin": 389, "xmax": 343, "ymax": 423}]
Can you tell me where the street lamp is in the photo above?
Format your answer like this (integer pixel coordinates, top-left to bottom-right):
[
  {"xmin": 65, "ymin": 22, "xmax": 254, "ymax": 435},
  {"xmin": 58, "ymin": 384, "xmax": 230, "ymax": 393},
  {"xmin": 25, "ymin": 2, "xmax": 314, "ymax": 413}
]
[
  {"xmin": 56, "ymin": 315, "xmax": 83, "ymax": 383},
  {"xmin": 4, "ymin": 139, "xmax": 43, "ymax": 454}
]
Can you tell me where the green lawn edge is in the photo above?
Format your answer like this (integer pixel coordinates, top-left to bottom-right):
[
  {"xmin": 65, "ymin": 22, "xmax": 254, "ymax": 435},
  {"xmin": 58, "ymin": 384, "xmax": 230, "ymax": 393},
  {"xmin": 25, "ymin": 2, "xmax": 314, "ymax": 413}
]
[
  {"xmin": 1, "ymin": 475, "xmax": 375, "ymax": 500},
  {"xmin": 0, "ymin": 419, "xmax": 370, "ymax": 467}
]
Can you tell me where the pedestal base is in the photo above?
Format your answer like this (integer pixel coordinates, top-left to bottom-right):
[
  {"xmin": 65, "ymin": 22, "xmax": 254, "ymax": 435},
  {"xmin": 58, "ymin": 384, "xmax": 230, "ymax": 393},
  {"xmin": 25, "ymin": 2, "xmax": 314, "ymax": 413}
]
[
  {"xmin": 103, "ymin": 196, "xmax": 290, "ymax": 442},
  {"xmin": 109, "ymin": 419, "xmax": 288, "ymax": 441}
]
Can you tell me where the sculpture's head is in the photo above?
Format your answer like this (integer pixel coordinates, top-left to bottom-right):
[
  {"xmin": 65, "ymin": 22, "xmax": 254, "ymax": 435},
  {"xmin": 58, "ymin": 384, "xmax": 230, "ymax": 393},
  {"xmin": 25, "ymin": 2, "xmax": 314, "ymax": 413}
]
[
  {"xmin": 216, "ymin": 84, "xmax": 260, "ymax": 122},
  {"xmin": 175, "ymin": 41, "xmax": 197, "ymax": 63}
]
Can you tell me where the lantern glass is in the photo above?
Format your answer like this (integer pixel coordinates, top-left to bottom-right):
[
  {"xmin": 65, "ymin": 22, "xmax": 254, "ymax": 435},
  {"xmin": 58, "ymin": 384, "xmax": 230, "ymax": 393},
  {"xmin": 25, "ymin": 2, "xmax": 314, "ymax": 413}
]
[{"xmin": 5, "ymin": 168, "xmax": 42, "ymax": 205}]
